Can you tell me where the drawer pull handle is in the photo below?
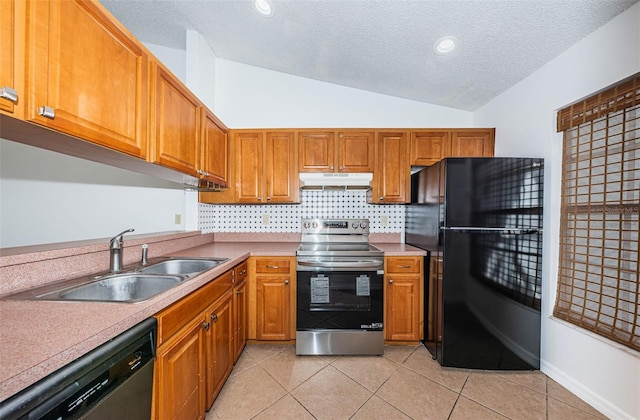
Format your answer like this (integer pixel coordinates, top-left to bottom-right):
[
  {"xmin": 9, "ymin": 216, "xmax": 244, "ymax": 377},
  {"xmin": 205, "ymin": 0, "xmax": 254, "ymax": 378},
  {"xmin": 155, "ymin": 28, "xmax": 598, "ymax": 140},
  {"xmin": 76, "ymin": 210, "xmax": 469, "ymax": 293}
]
[
  {"xmin": 266, "ymin": 265, "xmax": 280, "ymax": 269},
  {"xmin": 0, "ymin": 86, "xmax": 18, "ymax": 103},
  {"xmin": 38, "ymin": 105, "xmax": 55, "ymax": 119},
  {"xmin": 397, "ymin": 265, "xmax": 411, "ymax": 269}
]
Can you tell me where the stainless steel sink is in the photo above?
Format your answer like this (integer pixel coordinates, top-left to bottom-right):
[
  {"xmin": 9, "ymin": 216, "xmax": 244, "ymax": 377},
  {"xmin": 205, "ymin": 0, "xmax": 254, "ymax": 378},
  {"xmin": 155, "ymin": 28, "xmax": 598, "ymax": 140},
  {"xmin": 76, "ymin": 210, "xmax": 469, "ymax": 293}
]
[
  {"xmin": 49, "ymin": 274, "xmax": 185, "ymax": 303},
  {"xmin": 4, "ymin": 257, "xmax": 230, "ymax": 303},
  {"xmin": 139, "ymin": 258, "xmax": 228, "ymax": 276}
]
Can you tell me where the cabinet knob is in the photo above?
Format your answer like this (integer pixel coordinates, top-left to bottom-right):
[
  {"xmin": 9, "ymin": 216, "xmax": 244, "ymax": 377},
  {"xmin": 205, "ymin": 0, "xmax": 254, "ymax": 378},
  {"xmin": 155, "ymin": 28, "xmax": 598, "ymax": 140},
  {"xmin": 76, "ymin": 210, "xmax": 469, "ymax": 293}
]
[
  {"xmin": 211, "ymin": 314, "xmax": 218, "ymax": 322},
  {"xmin": 267, "ymin": 196, "xmax": 271, "ymax": 201},
  {"xmin": 258, "ymin": 197, "xmax": 262, "ymax": 201},
  {"xmin": 389, "ymin": 279, "xmax": 394, "ymax": 284},
  {"xmin": 202, "ymin": 321, "xmax": 211, "ymax": 331},
  {"xmin": 38, "ymin": 105, "xmax": 55, "ymax": 119},
  {"xmin": 0, "ymin": 87, "xmax": 18, "ymax": 103},
  {"xmin": 236, "ymin": 290, "xmax": 243, "ymax": 296},
  {"xmin": 379, "ymin": 197, "xmax": 384, "ymax": 201},
  {"xmin": 284, "ymin": 280, "xmax": 289, "ymax": 285}
]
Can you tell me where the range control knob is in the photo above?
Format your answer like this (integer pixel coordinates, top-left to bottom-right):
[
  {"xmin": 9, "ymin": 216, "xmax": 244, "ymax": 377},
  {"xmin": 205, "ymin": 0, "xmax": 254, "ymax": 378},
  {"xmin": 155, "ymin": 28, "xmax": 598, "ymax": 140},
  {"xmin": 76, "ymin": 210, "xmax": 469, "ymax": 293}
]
[
  {"xmin": 303, "ymin": 221, "xmax": 310, "ymax": 229},
  {"xmin": 352, "ymin": 222, "xmax": 359, "ymax": 229},
  {"xmin": 312, "ymin": 222, "xmax": 318, "ymax": 229},
  {"xmin": 360, "ymin": 221, "xmax": 368, "ymax": 229}
]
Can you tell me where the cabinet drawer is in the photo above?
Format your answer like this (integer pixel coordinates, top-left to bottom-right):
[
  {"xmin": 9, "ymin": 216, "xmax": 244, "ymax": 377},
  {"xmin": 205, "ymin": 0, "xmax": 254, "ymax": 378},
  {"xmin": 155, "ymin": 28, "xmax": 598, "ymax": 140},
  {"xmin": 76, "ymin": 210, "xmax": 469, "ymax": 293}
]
[
  {"xmin": 386, "ymin": 257, "xmax": 421, "ymax": 273},
  {"xmin": 255, "ymin": 258, "xmax": 291, "ymax": 274},
  {"xmin": 235, "ymin": 261, "xmax": 248, "ymax": 283},
  {"xmin": 156, "ymin": 270, "xmax": 233, "ymax": 345}
]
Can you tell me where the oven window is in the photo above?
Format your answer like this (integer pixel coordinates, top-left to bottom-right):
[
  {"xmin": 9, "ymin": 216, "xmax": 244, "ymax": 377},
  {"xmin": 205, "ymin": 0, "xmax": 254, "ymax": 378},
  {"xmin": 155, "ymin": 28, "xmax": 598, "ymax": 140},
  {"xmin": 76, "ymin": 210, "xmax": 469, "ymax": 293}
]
[{"xmin": 306, "ymin": 272, "xmax": 373, "ymax": 311}]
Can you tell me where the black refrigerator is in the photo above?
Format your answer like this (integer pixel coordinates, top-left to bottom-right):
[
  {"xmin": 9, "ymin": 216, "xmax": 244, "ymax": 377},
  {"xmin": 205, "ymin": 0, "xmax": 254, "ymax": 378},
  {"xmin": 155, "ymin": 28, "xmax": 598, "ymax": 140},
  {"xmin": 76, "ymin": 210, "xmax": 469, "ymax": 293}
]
[{"xmin": 405, "ymin": 157, "xmax": 544, "ymax": 370}]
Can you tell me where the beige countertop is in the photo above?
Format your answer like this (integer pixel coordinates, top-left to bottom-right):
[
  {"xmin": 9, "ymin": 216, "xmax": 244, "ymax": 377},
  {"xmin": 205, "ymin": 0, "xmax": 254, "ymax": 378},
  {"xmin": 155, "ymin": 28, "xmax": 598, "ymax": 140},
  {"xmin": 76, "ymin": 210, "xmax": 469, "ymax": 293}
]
[{"xmin": 0, "ymin": 240, "xmax": 424, "ymax": 403}]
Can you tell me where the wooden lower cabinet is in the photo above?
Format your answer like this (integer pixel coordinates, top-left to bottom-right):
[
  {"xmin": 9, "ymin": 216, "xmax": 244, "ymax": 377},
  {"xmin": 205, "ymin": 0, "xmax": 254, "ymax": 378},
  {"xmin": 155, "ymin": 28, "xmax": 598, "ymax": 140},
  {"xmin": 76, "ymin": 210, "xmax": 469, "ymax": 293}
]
[
  {"xmin": 153, "ymin": 263, "xmax": 248, "ymax": 419},
  {"xmin": 384, "ymin": 256, "xmax": 423, "ymax": 342},
  {"xmin": 233, "ymin": 262, "xmax": 249, "ymax": 362},
  {"xmin": 204, "ymin": 291, "xmax": 233, "ymax": 410},
  {"xmin": 249, "ymin": 257, "xmax": 295, "ymax": 341},
  {"xmin": 155, "ymin": 315, "xmax": 206, "ymax": 420}
]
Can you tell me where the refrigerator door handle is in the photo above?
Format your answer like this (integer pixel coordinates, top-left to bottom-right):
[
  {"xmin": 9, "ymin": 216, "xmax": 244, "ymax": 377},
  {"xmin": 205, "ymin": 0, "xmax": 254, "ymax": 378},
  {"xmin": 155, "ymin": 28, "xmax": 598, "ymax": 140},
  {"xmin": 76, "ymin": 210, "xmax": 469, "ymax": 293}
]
[{"xmin": 442, "ymin": 227, "xmax": 540, "ymax": 235}]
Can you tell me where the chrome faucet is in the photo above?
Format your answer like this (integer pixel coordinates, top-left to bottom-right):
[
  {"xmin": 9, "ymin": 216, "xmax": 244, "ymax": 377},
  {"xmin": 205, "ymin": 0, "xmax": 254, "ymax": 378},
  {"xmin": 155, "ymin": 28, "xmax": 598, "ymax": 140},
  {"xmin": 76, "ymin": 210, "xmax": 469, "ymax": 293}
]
[{"xmin": 109, "ymin": 228, "xmax": 134, "ymax": 273}]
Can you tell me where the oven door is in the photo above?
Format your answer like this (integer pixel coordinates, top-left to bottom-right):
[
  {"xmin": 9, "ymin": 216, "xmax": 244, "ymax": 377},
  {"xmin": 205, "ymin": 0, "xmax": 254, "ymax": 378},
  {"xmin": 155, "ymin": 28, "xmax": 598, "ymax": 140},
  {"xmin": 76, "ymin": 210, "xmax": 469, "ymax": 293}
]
[{"xmin": 296, "ymin": 269, "xmax": 383, "ymax": 331}]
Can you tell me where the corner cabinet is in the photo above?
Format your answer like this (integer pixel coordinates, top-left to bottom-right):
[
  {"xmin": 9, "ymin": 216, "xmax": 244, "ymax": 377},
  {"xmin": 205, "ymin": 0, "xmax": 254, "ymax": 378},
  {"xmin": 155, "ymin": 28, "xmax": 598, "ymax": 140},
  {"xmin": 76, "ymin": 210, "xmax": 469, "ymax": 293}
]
[
  {"xmin": 369, "ymin": 132, "xmax": 410, "ymax": 203},
  {"xmin": 384, "ymin": 256, "xmax": 423, "ymax": 343},
  {"xmin": 250, "ymin": 257, "xmax": 296, "ymax": 341},
  {"xmin": 24, "ymin": 0, "xmax": 149, "ymax": 158}
]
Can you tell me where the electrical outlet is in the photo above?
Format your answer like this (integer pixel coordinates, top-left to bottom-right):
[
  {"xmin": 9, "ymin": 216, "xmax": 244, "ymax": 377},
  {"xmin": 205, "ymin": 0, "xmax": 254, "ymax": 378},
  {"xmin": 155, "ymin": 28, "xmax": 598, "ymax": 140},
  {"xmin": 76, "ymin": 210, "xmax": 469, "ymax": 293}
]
[
  {"xmin": 174, "ymin": 214, "xmax": 182, "ymax": 224},
  {"xmin": 381, "ymin": 215, "xmax": 389, "ymax": 227},
  {"xmin": 262, "ymin": 214, "xmax": 270, "ymax": 225}
]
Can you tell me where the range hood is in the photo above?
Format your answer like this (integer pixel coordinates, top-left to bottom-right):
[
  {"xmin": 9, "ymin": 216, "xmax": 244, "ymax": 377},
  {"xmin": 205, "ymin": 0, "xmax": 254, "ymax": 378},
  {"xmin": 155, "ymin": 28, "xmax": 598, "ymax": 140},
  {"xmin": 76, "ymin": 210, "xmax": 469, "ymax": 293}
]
[{"xmin": 299, "ymin": 172, "xmax": 373, "ymax": 190}]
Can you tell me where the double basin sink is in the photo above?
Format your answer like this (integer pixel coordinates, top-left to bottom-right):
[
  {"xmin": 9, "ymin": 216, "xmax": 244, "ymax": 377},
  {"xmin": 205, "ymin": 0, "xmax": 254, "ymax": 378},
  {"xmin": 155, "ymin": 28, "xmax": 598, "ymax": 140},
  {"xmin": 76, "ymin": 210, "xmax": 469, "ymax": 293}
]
[{"xmin": 6, "ymin": 257, "xmax": 229, "ymax": 304}]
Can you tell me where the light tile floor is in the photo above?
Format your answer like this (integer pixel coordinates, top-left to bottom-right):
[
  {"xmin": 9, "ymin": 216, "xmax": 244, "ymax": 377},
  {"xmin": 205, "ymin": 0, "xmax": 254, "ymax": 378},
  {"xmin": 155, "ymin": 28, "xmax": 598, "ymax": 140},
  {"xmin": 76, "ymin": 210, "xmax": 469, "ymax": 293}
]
[{"xmin": 207, "ymin": 344, "xmax": 606, "ymax": 420}]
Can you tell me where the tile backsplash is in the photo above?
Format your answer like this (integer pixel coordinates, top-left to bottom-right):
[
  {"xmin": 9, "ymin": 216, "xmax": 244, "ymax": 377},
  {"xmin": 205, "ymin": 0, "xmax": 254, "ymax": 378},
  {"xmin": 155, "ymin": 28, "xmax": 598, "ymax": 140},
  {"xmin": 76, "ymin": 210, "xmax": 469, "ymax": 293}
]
[{"xmin": 199, "ymin": 190, "xmax": 404, "ymax": 233}]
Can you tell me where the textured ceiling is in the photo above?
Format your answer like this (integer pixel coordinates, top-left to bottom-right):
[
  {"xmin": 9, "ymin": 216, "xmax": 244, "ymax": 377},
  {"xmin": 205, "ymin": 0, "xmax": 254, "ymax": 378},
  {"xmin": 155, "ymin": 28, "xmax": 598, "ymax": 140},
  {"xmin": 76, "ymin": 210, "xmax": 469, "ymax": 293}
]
[{"xmin": 101, "ymin": 0, "xmax": 638, "ymax": 111}]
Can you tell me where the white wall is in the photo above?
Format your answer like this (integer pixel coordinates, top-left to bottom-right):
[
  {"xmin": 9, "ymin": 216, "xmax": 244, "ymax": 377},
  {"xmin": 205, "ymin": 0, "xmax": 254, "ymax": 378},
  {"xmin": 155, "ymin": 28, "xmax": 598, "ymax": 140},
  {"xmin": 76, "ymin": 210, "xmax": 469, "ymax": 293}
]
[
  {"xmin": 473, "ymin": 3, "xmax": 640, "ymax": 419},
  {"xmin": 214, "ymin": 59, "xmax": 473, "ymax": 128},
  {"xmin": 0, "ymin": 139, "xmax": 186, "ymax": 248}
]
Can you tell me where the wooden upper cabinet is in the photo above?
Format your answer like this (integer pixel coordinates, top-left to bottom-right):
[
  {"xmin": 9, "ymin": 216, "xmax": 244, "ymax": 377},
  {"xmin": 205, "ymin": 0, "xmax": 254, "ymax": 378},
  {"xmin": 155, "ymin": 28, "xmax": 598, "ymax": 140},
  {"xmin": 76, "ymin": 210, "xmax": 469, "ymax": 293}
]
[
  {"xmin": 25, "ymin": 0, "xmax": 148, "ymax": 158},
  {"xmin": 235, "ymin": 131, "xmax": 264, "ymax": 203},
  {"xmin": 200, "ymin": 108, "xmax": 229, "ymax": 186},
  {"xmin": 265, "ymin": 131, "xmax": 299, "ymax": 203},
  {"xmin": 298, "ymin": 131, "xmax": 335, "ymax": 172},
  {"xmin": 299, "ymin": 131, "xmax": 374, "ymax": 172},
  {"xmin": 234, "ymin": 131, "xmax": 298, "ymax": 203},
  {"xmin": 450, "ymin": 129, "xmax": 495, "ymax": 157},
  {"xmin": 410, "ymin": 131, "xmax": 451, "ymax": 166},
  {"xmin": 337, "ymin": 131, "xmax": 375, "ymax": 172},
  {"xmin": 150, "ymin": 63, "xmax": 200, "ymax": 176},
  {"xmin": 0, "ymin": 0, "xmax": 19, "ymax": 115},
  {"xmin": 371, "ymin": 132, "xmax": 409, "ymax": 203}
]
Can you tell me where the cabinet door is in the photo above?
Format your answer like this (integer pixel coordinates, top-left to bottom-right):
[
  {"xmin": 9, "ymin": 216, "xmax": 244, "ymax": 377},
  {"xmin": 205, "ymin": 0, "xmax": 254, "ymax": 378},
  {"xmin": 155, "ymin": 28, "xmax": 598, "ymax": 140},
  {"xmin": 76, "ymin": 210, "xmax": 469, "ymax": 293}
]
[
  {"xmin": 256, "ymin": 275, "xmax": 291, "ymax": 340},
  {"xmin": 265, "ymin": 131, "xmax": 299, "ymax": 203},
  {"xmin": 410, "ymin": 131, "xmax": 451, "ymax": 166},
  {"xmin": 235, "ymin": 131, "xmax": 264, "ymax": 203},
  {"xmin": 26, "ymin": 0, "xmax": 148, "ymax": 158},
  {"xmin": 298, "ymin": 131, "xmax": 335, "ymax": 172},
  {"xmin": 450, "ymin": 129, "xmax": 495, "ymax": 157},
  {"xmin": 337, "ymin": 131, "xmax": 375, "ymax": 172},
  {"xmin": 155, "ymin": 317, "xmax": 206, "ymax": 420},
  {"xmin": 152, "ymin": 64, "xmax": 200, "ymax": 176},
  {"xmin": 233, "ymin": 278, "xmax": 248, "ymax": 362},
  {"xmin": 205, "ymin": 292, "xmax": 233, "ymax": 410},
  {"xmin": 385, "ymin": 275, "xmax": 421, "ymax": 341},
  {"xmin": 372, "ymin": 132, "xmax": 409, "ymax": 203},
  {"xmin": 0, "ymin": 0, "xmax": 17, "ymax": 115},
  {"xmin": 200, "ymin": 108, "xmax": 228, "ymax": 186}
]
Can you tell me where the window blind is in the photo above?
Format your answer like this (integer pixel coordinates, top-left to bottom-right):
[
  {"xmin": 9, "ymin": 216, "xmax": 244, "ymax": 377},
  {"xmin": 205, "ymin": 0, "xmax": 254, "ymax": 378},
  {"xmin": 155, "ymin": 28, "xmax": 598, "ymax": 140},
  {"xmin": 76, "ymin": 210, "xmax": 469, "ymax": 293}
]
[{"xmin": 554, "ymin": 74, "xmax": 640, "ymax": 351}]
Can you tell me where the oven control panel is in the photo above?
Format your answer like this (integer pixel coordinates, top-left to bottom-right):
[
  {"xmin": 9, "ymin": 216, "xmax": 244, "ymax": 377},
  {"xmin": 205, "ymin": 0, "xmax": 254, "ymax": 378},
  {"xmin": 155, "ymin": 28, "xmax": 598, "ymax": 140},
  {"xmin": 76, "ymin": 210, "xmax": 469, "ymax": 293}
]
[{"xmin": 301, "ymin": 218, "xmax": 370, "ymax": 234}]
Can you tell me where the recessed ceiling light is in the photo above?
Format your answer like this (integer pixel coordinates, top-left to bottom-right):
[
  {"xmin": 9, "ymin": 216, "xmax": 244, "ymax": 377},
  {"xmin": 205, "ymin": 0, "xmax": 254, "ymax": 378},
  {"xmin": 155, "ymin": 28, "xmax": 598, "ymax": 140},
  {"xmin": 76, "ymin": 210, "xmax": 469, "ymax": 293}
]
[
  {"xmin": 255, "ymin": 0, "xmax": 273, "ymax": 17},
  {"xmin": 434, "ymin": 36, "xmax": 458, "ymax": 55}
]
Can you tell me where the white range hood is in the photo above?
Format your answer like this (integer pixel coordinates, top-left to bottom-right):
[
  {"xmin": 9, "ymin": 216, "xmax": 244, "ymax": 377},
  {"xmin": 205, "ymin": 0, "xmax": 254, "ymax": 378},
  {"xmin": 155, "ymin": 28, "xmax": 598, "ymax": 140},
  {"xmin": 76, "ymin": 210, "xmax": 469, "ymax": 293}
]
[{"xmin": 299, "ymin": 172, "xmax": 373, "ymax": 190}]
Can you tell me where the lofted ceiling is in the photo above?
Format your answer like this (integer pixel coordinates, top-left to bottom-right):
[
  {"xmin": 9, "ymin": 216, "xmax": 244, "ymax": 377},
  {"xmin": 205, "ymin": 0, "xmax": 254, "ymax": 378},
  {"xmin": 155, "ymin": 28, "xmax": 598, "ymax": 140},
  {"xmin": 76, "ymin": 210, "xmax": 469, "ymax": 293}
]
[{"xmin": 101, "ymin": 0, "xmax": 638, "ymax": 111}]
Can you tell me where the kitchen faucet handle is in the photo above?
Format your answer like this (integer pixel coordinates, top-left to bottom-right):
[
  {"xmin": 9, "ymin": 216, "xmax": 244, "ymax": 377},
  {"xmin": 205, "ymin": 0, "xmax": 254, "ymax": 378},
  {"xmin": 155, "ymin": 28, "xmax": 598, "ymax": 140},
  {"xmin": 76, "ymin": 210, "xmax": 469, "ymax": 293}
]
[{"xmin": 109, "ymin": 228, "xmax": 135, "ymax": 249}]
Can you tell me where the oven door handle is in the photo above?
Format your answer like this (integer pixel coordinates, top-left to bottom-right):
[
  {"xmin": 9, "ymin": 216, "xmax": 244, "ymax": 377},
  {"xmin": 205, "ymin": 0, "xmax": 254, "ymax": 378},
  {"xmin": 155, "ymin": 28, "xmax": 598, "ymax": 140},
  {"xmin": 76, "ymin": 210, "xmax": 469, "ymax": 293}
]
[{"xmin": 297, "ymin": 260, "xmax": 384, "ymax": 269}]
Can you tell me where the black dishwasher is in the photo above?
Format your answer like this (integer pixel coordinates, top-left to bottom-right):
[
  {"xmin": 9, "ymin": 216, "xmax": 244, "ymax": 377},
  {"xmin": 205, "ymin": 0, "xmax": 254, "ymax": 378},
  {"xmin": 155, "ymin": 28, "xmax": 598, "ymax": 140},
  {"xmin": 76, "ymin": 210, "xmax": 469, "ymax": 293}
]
[{"xmin": 0, "ymin": 318, "xmax": 157, "ymax": 420}]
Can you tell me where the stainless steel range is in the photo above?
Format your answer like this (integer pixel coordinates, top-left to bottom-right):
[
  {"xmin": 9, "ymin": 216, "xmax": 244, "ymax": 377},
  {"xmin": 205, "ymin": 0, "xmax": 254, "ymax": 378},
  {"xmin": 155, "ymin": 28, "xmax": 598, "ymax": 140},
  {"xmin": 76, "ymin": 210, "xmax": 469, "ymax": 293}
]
[{"xmin": 296, "ymin": 218, "xmax": 384, "ymax": 355}]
